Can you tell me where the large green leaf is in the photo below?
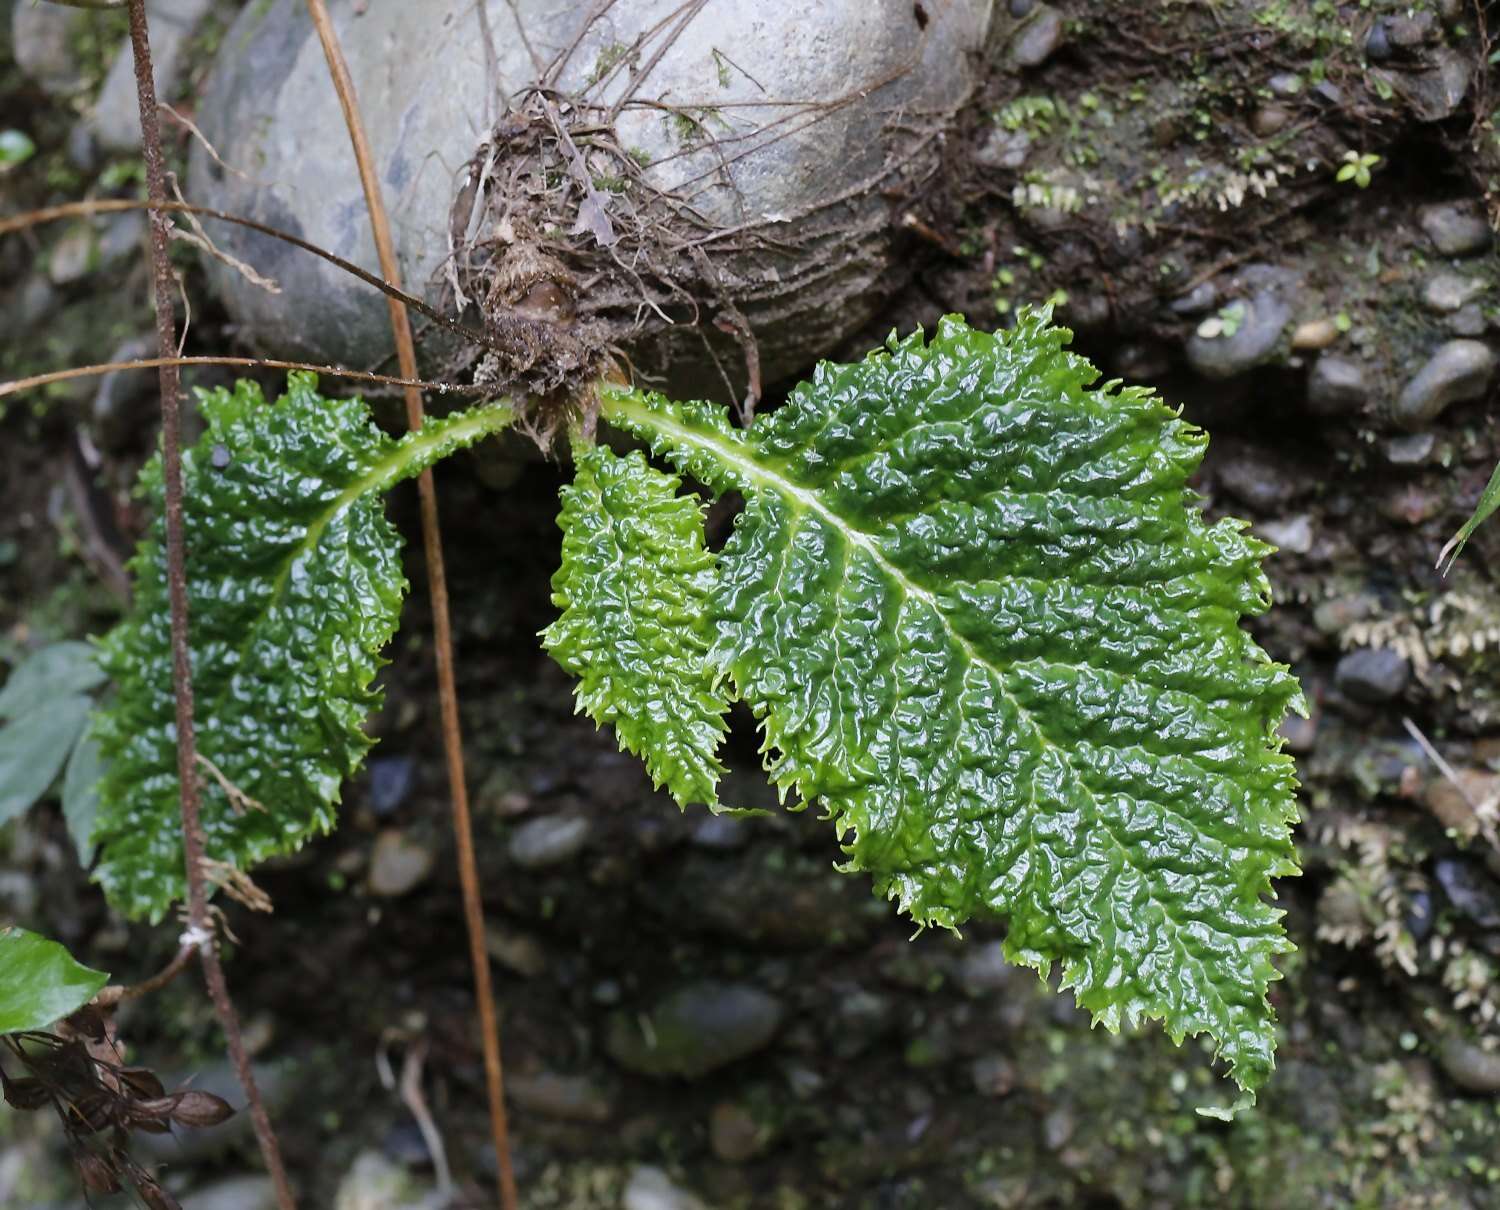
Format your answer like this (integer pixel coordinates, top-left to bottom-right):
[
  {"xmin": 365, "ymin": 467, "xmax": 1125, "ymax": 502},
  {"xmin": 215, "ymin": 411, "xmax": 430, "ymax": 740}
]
[
  {"xmin": 600, "ymin": 310, "xmax": 1303, "ymax": 1093},
  {"xmin": 543, "ymin": 442, "xmax": 729, "ymax": 809},
  {"xmin": 0, "ymin": 927, "xmax": 108, "ymax": 1034},
  {"xmin": 92, "ymin": 376, "xmax": 511, "ymax": 921},
  {"xmin": 0, "ymin": 642, "xmax": 105, "ymax": 720},
  {"xmin": 0, "ymin": 695, "xmax": 92, "ymax": 826}
]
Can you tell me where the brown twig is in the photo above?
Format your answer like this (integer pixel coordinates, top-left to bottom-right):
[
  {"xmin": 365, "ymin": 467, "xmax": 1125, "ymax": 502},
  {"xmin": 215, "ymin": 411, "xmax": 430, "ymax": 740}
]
[
  {"xmin": 0, "ymin": 356, "xmax": 484, "ymax": 401},
  {"xmin": 124, "ymin": 4, "xmax": 296, "ymax": 1207},
  {"xmin": 301, "ymin": 4, "xmax": 519, "ymax": 1206}
]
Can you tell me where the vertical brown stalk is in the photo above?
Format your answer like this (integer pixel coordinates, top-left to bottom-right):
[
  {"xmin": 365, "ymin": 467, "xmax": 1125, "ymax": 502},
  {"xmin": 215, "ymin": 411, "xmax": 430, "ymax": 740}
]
[
  {"xmin": 300, "ymin": 3, "xmax": 519, "ymax": 1206},
  {"xmin": 124, "ymin": 3, "xmax": 296, "ymax": 1207}
]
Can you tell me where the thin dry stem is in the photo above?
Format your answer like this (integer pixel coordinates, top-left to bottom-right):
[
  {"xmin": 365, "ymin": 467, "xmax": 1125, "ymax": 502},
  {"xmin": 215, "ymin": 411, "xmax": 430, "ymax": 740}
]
[
  {"xmin": 302, "ymin": 4, "xmax": 519, "ymax": 1206},
  {"xmin": 0, "ymin": 357, "xmax": 484, "ymax": 401},
  {"xmin": 125, "ymin": 4, "xmax": 296, "ymax": 1206}
]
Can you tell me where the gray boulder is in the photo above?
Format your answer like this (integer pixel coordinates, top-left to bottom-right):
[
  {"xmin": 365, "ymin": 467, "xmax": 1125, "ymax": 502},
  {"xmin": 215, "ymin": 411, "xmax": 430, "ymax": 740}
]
[{"xmin": 190, "ymin": 0, "xmax": 993, "ymax": 393}]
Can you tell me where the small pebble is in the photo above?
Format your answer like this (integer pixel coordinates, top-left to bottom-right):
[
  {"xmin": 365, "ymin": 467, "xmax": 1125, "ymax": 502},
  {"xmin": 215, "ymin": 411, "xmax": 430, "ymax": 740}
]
[
  {"xmin": 1334, "ymin": 647, "xmax": 1410, "ymax": 703},
  {"xmin": 1009, "ymin": 5, "xmax": 1064, "ymax": 67},
  {"xmin": 971, "ymin": 1054, "xmax": 1017, "ymax": 1097},
  {"xmin": 366, "ymin": 829, "xmax": 435, "ymax": 898},
  {"xmin": 709, "ymin": 1101, "xmax": 764, "ymax": 1162},
  {"xmin": 623, "ymin": 1166, "xmax": 707, "ymax": 1210},
  {"xmin": 1418, "ymin": 202, "xmax": 1493, "ymax": 257},
  {"xmin": 507, "ymin": 815, "xmax": 590, "ymax": 868},
  {"xmin": 1364, "ymin": 19, "xmax": 1391, "ymax": 60},
  {"xmin": 1291, "ymin": 318, "xmax": 1338, "ymax": 350},
  {"xmin": 1439, "ymin": 1038, "xmax": 1500, "ymax": 1095},
  {"xmin": 1422, "ymin": 271, "xmax": 1485, "ymax": 314},
  {"xmin": 1307, "ymin": 354, "xmax": 1368, "ymax": 416},
  {"xmin": 1394, "ymin": 340, "xmax": 1496, "ymax": 429}
]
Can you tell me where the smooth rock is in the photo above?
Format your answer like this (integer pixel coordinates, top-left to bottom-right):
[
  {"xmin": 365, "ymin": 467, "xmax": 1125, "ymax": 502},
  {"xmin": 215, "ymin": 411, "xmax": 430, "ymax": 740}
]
[
  {"xmin": 709, "ymin": 1101, "xmax": 765, "ymax": 1162},
  {"xmin": 1434, "ymin": 859, "xmax": 1500, "ymax": 929},
  {"xmin": 1168, "ymin": 280, "xmax": 1216, "ymax": 316},
  {"xmin": 1008, "ymin": 0, "xmax": 1034, "ymax": 15},
  {"xmin": 1218, "ymin": 452, "xmax": 1296, "ymax": 511},
  {"xmin": 366, "ymin": 755, "xmax": 417, "ymax": 816},
  {"xmin": 1419, "ymin": 203, "xmax": 1493, "ymax": 257},
  {"xmin": 1009, "ymin": 5, "xmax": 1064, "ymax": 67},
  {"xmin": 1251, "ymin": 104, "xmax": 1291, "ymax": 137},
  {"xmin": 1043, "ymin": 1107, "xmax": 1075, "ymax": 1151},
  {"xmin": 12, "ymin": 275, "xmax": 59, "ymax": 332},
  {"xmin": 190, "ymin": 0, "xmax": 992, "ymax": 384},
  {"xmin": 1374, "ymin": 49, "xmax": 1469, "ymax": 121},
  {"xmin": 1185, "ymin": 292, "xmax": 1290, "ymax": 378},
  {"xmin": 973, "ymin": 127, "xmax": 1033, "ymax": 170},
  {"xmin": 1291, "ymin": 318, "xmax": 1338, "ymax": 350},
  {"xmin": 957, "ymin": 941, "xmax": 1015, "ymax": 996},
  {"xmin": 1423, "ymin": 769, "xmax": 1496, "ymax": 841},
  {"xmin": 605, "ymin": 982, "xmax": 784, "ymax": 1078},
  {"xmin": 1320, "ymin": 599, "xmax": 1374, "ymax": 644},
  {"xmin": 690, "ymin": 812, "xmax": 748, "ymax": 851},
  {"xmin": 12, "ymin": 3, "xmax": 89, "ymax": 95},
  {"xmin": 485, "ymin": 921, "xmax": 548, "ymax": 977},
  {"xmin": 507, "ymin": 815, "xmax": 590, "ymax": 868},
  {"xmin": 92, "ymin": 335, "xmax": 157, "ymax": 451},
  {"xmin": 1394, "ymin": 340, "xmax": 1496, "ymax": 429},
  {"xmin": 622, "ymin": 1166, "xmax": 706, "ymax": 1210},
  {"xmin": 1334, "ymin": 647, "xmax": 1409, "ymax": 703},
  {"xmin": 1307, "ymin": 354, "xmax": 1368, "ymax": 416},
  {"xmin": 48, "ymin": 225, "xmax": 96, "ymax": 286},
  {"xmin": 89, "ymin": 0, "xmax": 216, "ymax": 152},
  {"xmin": 1256, "ymin": 515, "xmax": 1312, "ymax": 555},
  {"xmin": 367, "ymin": 829, "xmax": 435, "ymax": 897},
  {"xmin": 1449, "ymin": 304, "xmax": 1488, "ymax": 338},
  {"xmin": 1268, "ymin": 72, "xmax": 1302, "ymax": 96},
  {"xmin": 1363, "ymin": 19, "xmax": 1391, "ymax": 60},
  {"xmin": 334, "ymin": 1150, "xmax": 439, "ymax": 1210},
  {"xmin": 186, "ymin": 1176, "xmax": 279, "ymax": 1210},
  {"xmin": 1423, "ymin": 272, "xmax": 1485, "ymax": 313},
  {"xmin": 1439, "ymin": 1038, "xmax": 1500, "ymax": 1094},
  {"xmin": 508, "ymin": 1071, "xmax": 613, "ymax": 1122},
  {"xmin": 971, "ymin": 1054, "xmax": 1017, "ymax": 1097},
  {"xmin": 1386, "ymin": 433, "xmax": 1435, "ymax": 465}
]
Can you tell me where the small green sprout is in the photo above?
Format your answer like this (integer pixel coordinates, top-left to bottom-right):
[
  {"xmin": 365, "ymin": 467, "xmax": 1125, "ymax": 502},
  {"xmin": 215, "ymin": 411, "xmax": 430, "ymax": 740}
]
[
  {"xmin": 1196, "ymin": 301, "xmax": 1246, "ymax": 340},
  {"xmin": 1336, "ymin": 150, "xmax": 1381, "ymax": 188}
]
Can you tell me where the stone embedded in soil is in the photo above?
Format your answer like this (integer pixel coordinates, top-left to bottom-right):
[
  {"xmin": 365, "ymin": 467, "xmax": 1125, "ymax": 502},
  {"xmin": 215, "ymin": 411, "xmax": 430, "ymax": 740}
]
[
  {"xmin": 1373, "ymin": 50, "xmax": 1470, "ymax": 121},
  {"xmin": 507, "ymin": 814, "xmax": 590, "ymax": 868},
  {"xmin": 623, "ymin": 1166, "xmax": 707, "ymax": 1210},
  {"xmin": 1386, "ymin": 433, "xmax": 1435, "ymax": 465},
  {"xmin": 1433, "ymin": 859, "xmax": 1500, "ymax": 929},
  {"xmin": 1423, "ymin": 770, "xmax": 1497, "ymax": 841},
  {"xmin": 1307, "ymin": 354, "xmax": 1369, "ymax": 416},
  {"xmin": 334, "ymin": 1150, "xmax": 435, "ymax": 1210},
  {"xmin": 507, "ymin": 1070, "xmax": 614, "ymax": 1122},
  {"xmin": 1438, "ymin": 1038, "xmax": 1500, "ymax": 1095},
  {"xmin": 189, "ymin": 0, "xmax": 991, "ymax": 388},
  {"xmin": 1009, "ymin": 5, "xmax": 1065, "ymax": 67},
  {"xmin": 484, "ymin": 920, "xmax": 548, "ymax": 976},
  {"xmin": 1169, "ymin": 281, "xmax": 1216, "ymax": 315},
  {"xmin": 11, "ymin": 3, "xmax": 90, "ymax": 96},
  {"xmin": 1218, "ymin": 452, "xmax": 1297, "ymax": 511},
  {"xmin": 1423, "ymin": 272, "xmax": 1486, "ymax": 313},
  {"xmin": 709, "ymin": 1101, "xmax": 765, "ymax": 1162},
  {"xmin": 1255, "ymin": 515, "xmax": 1313, "ymax": 555},
  {"xmin": 1184, "ymin": 291, "xmax": 1290, "ymax": 378},
  {"xmin": 1419, "ymin": 202, "xmax": 1493, "ymax": 257},
  {"xmin": 88, "ymin": 0, "xmax": 216, "ymax": 153},
  {"xmin": 604, "ymin": 982, "xmax": 784, "ymax": 1079},
  {"xmin": 1448, "ymin": 305, "xmax": 1488, "ymax": 338},
  {"xmin": 182, "ymin": 1175, "xmax": 279, "ymax": 1210},
  {"xmin": 366, "ymin": 755, "xmax": 417, "ymax": 816},
  {"xmin": 971, "ymin": 1054, "xmax": 1018, "ymax": 1098},
  {"xmin": 1334, "ymin": 647, "xmax": 1410, "ymax": 703},
  {"xmin": 1394, "ymin": 340, "xmax": 1497, "ymax": 429},
  {"xmin": 367, "ymin": 829, "xmax": 436, "ymax": 897},
  {"xmin": 1291, "ymin": 318, "xmax": 1338, "ymax": 350}
]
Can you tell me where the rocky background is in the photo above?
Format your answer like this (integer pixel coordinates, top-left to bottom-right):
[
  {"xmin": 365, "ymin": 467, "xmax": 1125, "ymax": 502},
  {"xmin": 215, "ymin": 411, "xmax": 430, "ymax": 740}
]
[{"xmin": 4, "ymin": 1, "xmax": 1500, "ymax": 1207}]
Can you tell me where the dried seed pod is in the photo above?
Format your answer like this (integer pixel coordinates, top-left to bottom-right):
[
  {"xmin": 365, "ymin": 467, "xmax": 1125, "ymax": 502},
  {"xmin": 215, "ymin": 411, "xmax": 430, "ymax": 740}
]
[
  {"xmin": 73, "ymin": 1149, "xmax": 122, "ymax": 1193},
  {"xmin": 63, "ymin": 1005, "xmax": 108, "ymax": 1040},
  {"xmin": 136, "ymin": 1175, "xmax": 184, "ymax": 1210},
  {"xmin": 118, "ymin": 1067, "xmax": 166, "ymax": 1100},
  {"xmin": 65, "ymin": 1088, "xmax": 118, "ymax": 1134},
  {"xmin": 167, "ymin": 1088, "xmax": 236, "ymax": 1129},
  {"xmin": 1, "ymin": 1075, "xmax": 51, "ymax": 1110}
]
